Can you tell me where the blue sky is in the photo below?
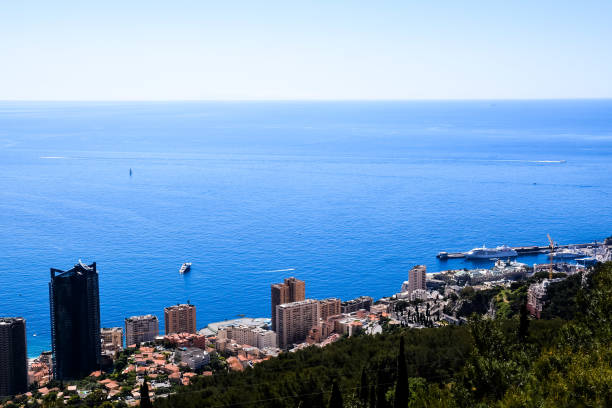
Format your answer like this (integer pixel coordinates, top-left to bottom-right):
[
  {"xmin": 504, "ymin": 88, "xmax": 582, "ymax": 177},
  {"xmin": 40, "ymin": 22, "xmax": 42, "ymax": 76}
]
[{"xmin": 1, "ymin": 1, "xmax": 611, "ymax": 100}]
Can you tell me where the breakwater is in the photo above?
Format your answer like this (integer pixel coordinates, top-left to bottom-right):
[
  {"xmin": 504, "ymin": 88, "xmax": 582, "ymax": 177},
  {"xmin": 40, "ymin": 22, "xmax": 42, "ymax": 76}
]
[{"xmin": 437, "ymin": 241, "xmax": 600, "ymax": 259}]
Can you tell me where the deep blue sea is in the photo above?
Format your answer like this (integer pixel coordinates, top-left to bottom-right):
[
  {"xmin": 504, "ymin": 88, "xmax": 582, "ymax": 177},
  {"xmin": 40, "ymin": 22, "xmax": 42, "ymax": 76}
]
[{"xmin": 1, "ymin": 100, "xmax": 611, "ymax": 357}]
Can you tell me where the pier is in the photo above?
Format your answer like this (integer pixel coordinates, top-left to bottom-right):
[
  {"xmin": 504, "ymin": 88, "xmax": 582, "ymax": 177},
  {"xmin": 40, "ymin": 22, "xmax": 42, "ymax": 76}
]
[{"xmin": 437, "ymin": 242, "xmax": 600, "ymax": 259}]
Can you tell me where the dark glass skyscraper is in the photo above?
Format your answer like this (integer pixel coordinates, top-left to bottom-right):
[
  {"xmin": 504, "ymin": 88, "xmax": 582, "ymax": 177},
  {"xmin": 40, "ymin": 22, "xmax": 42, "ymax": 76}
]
[
  {"xmin": 49, "ymin": 261, "xmax": 101, "ymax": 380},
  {"xmin": 0, "ymin": 317, "xmax": 28, "ymax": 397}
]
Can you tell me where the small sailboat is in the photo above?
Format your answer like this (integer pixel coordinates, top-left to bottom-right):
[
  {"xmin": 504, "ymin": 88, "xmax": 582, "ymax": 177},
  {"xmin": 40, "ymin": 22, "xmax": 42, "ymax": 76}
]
[{"xmin": 129, "ymin": 168, "xmax": 133, "ymax": 177}]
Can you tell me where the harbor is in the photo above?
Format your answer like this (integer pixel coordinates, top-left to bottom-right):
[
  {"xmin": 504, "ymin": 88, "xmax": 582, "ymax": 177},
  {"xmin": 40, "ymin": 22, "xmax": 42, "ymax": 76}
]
[{"xmin": 437, "ymin": 239, "xmax": 611, "ymax": 260}]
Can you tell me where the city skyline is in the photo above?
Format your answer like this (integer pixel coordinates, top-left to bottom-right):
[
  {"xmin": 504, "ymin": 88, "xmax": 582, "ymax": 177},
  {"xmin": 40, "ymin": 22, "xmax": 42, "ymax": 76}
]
[{"xmin": 2, "ymin": 245, "xmax": 611, "ymax": 403}]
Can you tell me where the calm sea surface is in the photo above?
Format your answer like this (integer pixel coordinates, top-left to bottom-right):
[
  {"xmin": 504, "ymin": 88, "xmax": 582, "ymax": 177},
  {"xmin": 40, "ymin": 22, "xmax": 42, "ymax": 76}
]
[{"xmin": 0, "ymin": 101, "xmax": 611, "ymax": 356}]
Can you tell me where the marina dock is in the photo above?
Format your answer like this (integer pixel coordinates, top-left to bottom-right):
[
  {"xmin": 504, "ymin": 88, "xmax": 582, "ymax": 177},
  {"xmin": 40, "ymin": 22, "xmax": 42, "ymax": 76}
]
[{"xmin": 437, "ymin": 242, "xmax": 600, "ymax": 259}]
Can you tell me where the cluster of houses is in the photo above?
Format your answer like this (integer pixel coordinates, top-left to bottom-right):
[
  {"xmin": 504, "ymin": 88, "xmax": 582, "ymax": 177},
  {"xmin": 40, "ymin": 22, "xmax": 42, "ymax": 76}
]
[{"xmin": 18, "ymin": 306, "xmax": 391, "ymax": 408}]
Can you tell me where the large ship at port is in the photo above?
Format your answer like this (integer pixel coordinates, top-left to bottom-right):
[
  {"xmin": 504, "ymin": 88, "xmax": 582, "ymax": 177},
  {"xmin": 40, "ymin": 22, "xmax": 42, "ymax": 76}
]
[
  {"xmin": 179, "ymin": 262, "xmax": 192, "ymax": 274},
  {"xmin": 464, "ymin": 245, "xmax": 518, "ymax": 259}
]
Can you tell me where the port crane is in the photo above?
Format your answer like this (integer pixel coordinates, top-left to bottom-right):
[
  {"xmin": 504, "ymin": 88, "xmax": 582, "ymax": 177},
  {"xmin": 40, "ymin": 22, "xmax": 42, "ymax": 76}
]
[{"xmin": 547, "ymin": 234, "xmax": 555, "ymax": 279}]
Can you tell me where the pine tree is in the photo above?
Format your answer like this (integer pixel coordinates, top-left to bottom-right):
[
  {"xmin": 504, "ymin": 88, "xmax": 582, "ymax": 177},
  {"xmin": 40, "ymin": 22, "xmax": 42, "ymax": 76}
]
[
  {"xmin": 394, "ymin": 337, "xmax": 409, "ymax": 408},
  {"xmin": 140, "ymin": 378, "xmax": 153, "ymax": 408},
  {"xmin": 359, "ymin": 367, "xmax": 369, "ymax": 404},
  {"xmin": 328, "ymin": 381, "xmax": 343, "ymax": 408}
]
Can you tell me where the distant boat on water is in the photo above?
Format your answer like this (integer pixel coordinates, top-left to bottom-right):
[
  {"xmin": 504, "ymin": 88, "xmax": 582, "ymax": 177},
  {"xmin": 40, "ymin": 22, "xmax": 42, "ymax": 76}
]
[
  {"xmin": 179, "ymin": 262, "xmax": 192, "ymax": 274},
  {"xmin": 129, "ymin": 168, "xmax": 132, "ymax": 177}
]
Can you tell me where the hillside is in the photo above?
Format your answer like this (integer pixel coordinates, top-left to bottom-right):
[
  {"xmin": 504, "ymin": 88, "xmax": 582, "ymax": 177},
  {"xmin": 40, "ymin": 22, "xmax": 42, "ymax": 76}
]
[{"xmin": 154, "ymin": 263, "xmax": 612, "ymax": 408}]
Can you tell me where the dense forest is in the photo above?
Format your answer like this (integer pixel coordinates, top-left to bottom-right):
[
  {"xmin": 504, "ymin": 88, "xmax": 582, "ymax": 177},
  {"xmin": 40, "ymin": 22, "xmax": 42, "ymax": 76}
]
[{"xmin": 154, "ymin": 262, "xmax": 612, "ymax": 408}]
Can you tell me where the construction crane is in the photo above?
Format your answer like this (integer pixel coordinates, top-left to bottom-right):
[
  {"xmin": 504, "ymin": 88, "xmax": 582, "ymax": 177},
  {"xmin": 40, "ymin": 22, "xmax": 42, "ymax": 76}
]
[{"xmin": 547, "ymin": 234, "xmax": 555, "ymax": 279}]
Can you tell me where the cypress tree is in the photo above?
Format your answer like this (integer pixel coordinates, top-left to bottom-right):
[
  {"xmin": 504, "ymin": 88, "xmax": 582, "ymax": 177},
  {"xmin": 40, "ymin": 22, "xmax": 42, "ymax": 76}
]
[
  {"xmin": 519, "ymin": 301, "xmax": 530, "ymax": 342},
  {"xmin": 376, "ymin": 369, "xmax": 387, "ymax": 408},
  {"xmin": 369, "ymin": 383, "xmax": 376, "ymax": 408},
  {"xmin": 359, "ymin": 367, "xmax": 369, "ymax": 404},
  {"xmin": 328, "ymin": 381, "xmax": 343, "ymax": 408},
  {"xmin": 140, "ymin": 379, "xmax": 153, "ymax": 408},
  {"xmin": 394, "ymin": 337, "xmax": 409, "ymax": 408}
]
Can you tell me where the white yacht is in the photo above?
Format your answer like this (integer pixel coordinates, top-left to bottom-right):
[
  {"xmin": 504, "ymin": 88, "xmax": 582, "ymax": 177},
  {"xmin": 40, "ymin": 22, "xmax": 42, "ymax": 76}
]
[
  {"xmin": 550, "ymin": 248, "xmax": 585, "ymax": 259},
  {"xmin": 493, "ymin": 258, "xmax": 527, "ymax": 270},
  {"xmin": 464, "ymin": 245, "xmax": 518, "ymax": 259}
]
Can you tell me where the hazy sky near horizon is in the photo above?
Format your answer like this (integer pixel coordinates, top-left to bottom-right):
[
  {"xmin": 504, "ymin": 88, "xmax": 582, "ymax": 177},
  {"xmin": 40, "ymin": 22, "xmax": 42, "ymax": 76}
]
[{"xmin": 2, "ymin": 1, "xmax": 612, "ymax": 100}]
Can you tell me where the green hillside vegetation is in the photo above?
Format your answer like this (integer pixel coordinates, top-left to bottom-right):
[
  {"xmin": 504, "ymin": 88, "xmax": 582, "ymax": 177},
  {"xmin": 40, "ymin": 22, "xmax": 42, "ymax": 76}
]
[
  {"xmin": 456, "ymin": 287, "xmax": 499, "ymax": 317},
  {"xmin": 492, "ymin": 271, "xmax": 579, "ymax": 320},
  {"xmin": 492, "ymin": 282, "xmax": 527, "ymax": 318},
  {"xmin": 153, "ymin": 263, "xmax": 611, "ymax": 408},
  {"xmin": 540, "ymin": 273, "xmax": 582, "ymax": 320}
]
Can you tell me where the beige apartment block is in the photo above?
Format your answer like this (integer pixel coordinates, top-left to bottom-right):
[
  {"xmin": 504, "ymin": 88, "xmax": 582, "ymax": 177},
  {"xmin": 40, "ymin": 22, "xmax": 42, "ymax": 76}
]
[
  {"xmin": 319, "ymin": 298, "xmax": 341, "ymax": 320},
  {"xmin": 164, "ymin": 303, "xmax": 196, "ymax": 334},
  {"xmin": 125, "ymin": 315, "xmax": 159, "ymax": 346},
  {"xmin": 218, "ymin": 325, "xmax": 277, "ymax": 349},
  {"xmin": 407, "ymin": 265, "xmax": 427, "ymax": 293},
  {"xmin": 276, "ymin": 299, "xmax": 320, "ymax": 349},
  {"xmin": 271, "ymin": 277, "xmax": 305, "ymax": 331},
  {"xmin": 100, "ymin": 327, "xmax": 123, "ymax": 353}
]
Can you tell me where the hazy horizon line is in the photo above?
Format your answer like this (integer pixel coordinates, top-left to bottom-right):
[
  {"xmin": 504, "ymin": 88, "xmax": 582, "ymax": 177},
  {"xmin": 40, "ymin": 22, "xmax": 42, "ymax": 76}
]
[{"xmin": 1, "ymin": 97, "xmax": 611, "ymax": 103}]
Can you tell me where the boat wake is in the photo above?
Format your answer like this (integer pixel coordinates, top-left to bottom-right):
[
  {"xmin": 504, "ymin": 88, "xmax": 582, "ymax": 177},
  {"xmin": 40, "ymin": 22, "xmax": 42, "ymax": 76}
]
[
  {"xmin": 258, "ymin": 268, "xmax": 296, "ymax": 273},
  {"xmin": 488, "ymin": 159, "xmax": 567, "ymax": 164}
]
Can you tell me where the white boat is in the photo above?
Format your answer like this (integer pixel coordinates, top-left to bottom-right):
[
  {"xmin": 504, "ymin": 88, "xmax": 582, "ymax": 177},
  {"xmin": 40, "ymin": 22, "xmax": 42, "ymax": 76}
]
[
  {"xmin": 550, "ymin": 248, "xmax": 585, "ymax": 259},
  {"xmin": 493, "ymin": 258, "xmax": 527, "ymax": 270},
  {"xmin": 179, "ymin": 262, "xmax": 192, "ymax": 274},
  {"xmin": 464, "ymin": 245, "xmax": 518, "ymax": 259}
]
